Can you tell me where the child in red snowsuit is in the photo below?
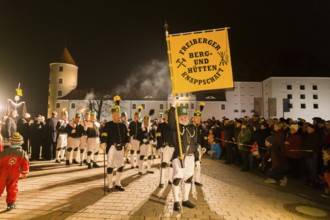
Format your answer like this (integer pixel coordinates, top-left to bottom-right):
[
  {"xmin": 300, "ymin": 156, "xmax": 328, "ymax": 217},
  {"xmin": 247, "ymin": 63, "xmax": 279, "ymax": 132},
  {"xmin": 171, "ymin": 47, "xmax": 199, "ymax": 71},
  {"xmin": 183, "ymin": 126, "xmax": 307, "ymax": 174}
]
[{"xmin": 0, "ymin": 132, "xmax": 29, "ymax": 210}]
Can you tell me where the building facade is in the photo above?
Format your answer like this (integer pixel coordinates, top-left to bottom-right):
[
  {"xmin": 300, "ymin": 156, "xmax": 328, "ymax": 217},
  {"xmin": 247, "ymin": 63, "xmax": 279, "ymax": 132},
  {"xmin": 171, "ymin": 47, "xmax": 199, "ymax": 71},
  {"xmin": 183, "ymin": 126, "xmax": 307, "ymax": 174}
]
[{"xmin": 48, "ymin": 48, "xmax": 330, "ymax": 122}]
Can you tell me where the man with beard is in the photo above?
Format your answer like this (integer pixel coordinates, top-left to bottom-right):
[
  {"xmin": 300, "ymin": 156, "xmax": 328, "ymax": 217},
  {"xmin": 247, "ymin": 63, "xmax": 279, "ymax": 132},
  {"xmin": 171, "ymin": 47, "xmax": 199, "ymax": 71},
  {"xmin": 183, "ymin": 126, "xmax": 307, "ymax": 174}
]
[{"xmin": 168, "ymin": 106, "xmax": 200, "ymax": 211}]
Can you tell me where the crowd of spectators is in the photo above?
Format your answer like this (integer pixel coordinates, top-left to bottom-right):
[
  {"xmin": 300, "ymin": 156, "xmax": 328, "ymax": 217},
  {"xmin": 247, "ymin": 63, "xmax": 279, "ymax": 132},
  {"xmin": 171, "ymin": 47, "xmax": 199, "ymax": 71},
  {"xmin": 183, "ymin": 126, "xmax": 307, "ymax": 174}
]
[{"xmin": 201, "ymin": 114, "xmax": 330, "ymax": 198}]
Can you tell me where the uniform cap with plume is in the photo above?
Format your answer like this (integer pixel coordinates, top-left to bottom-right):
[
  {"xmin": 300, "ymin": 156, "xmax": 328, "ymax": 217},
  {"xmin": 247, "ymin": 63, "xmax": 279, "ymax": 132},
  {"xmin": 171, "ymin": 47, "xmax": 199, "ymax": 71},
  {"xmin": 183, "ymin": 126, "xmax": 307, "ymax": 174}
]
[
  {"xmin": 194, "ymin": 102, "xmax": 206, "ymax": 117},
  {"xmin": 134, "ymin": 105, "xmax": 143, "ymax": 116},
  {"xmin": 143, "ymin": 109, "xmax": 155, "ymax": 121},
  {"xmin": 113, "ymin": 95, "xmax": 121, "ymax": 105}
]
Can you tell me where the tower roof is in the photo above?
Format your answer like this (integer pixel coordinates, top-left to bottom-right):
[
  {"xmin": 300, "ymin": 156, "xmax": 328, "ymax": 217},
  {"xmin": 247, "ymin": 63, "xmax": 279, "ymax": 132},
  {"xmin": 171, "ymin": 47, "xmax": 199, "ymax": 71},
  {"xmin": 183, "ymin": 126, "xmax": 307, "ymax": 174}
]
[{"xmin": 58, "ymin": 47, "xmax": 77, "ymax": 66}]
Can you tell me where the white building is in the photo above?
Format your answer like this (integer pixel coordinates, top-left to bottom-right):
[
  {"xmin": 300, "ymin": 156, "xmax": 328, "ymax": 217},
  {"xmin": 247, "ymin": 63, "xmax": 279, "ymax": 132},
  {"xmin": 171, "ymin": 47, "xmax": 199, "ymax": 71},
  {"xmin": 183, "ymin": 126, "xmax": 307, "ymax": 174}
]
[{"xmin": 48, "ymin": 48, "xmax": 330, "ymax": 122}]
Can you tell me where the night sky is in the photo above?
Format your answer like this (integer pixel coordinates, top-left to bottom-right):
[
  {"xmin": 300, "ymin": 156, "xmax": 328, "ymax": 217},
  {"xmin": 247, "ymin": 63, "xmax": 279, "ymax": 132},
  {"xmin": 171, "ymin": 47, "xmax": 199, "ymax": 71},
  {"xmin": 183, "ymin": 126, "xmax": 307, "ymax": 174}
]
[{"xmin": 0, "ymin": 1, "xmax": 329, "ymax": 117}]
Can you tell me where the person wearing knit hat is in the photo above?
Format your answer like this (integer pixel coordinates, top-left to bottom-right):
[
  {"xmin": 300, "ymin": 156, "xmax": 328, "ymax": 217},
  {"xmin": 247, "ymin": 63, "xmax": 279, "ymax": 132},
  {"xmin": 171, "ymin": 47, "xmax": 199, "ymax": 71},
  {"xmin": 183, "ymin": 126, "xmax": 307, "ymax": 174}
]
[
  {"xmin": 100, "ymin": 95, "xmax": 130, "ymax": 193},
  {"xmin": 262, "ymin": 136, "xmax": 289, "ymax": 186},
  {"xmin": 65, "ymin": 113, "xmax": 84, "ymax": 166},
  {"xmin": 167, "ymin": 105, "xmax": 200, "ymax": 211},
  {"xmin": 137, "ymin": 110, "xmax": 155, "ymax": 175},
  {"xmin": 192, "ymin": 102, "xmax": 207, "ymax": 187},
  {"xmin": 55, "ymin": 109, "xmax": 69, "ymax": 163},
  {"xmin": 0, "ymin": 132, "xmax": 29, "ymax": 211},
  {"xmin": 128, "ymin": 105, "xmax": 143, "ymax": 169}
]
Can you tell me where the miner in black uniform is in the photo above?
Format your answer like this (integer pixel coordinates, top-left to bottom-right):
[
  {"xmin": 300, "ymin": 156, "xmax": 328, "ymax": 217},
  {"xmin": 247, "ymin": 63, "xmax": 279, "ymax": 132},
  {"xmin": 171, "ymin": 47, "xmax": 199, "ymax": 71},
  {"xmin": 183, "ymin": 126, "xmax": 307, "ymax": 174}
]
[
  {"xmin": 55, "ymin": 110, "xmax": 69, "ymax": 163},
  {"xmin": 168, "ymin": 106, "xmax": 200, "ymax": 211},
  {"xmin": 121, "ymin": 112, "xmax": 130, "ymax": 164},
  {"xmin": 85, "ymin": 111, "xmax": 101, "ymax": 168},
  {"xmin": 137, "ymin": 111, "xmax": 155, "ymax": 175},
  {"xmin": 192, "ymin": 102, "xmax": 207, "ymax": 187},
  {"xmin": 128, "ymin": 106, "xmax": 142, "ymax": 168},
  {"xmin": 156, "ymin": 110, "xmax": 174, "ymax": 188},
  {"xmin": 65, "ymin": 113, "xmax": 84, "ymax": 165},
  {"xmin": 100, "ymin": 96, "xmax": 130, "ymax": 192}
]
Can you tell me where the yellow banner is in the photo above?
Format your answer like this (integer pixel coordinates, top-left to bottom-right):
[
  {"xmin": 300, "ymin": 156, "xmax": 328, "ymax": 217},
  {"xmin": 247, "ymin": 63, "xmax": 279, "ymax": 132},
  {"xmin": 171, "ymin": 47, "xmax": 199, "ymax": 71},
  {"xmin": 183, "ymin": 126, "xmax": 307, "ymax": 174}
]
[
  {"xmin": 166, "ymin": 28, "xmax": 234, "ymax": 94},
  {"xmin": 16, "ymin": 89, "xmax": 23, "ymax": 97}
]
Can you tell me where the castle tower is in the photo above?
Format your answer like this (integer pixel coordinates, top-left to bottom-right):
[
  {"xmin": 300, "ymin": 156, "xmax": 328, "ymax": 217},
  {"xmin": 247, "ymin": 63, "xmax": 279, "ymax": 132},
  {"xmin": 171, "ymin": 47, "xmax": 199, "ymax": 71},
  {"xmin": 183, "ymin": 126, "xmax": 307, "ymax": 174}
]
[{"xmin": 47, "ymin": 47, "xmax": 78, "ymax": 117}]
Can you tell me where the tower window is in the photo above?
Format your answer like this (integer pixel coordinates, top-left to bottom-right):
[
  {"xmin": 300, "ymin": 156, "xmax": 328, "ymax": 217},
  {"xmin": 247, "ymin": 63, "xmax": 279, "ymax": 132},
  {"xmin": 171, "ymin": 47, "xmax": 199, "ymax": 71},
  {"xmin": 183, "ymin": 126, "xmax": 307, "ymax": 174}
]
[
  {"xmin": 71, "ymin": 103, "xmax": 76, "ymax": 109},
  {"xmin": 313, "ymin": 94, "xmax": 318, "ymax": 99},
  {"xmin": 313, "ymin": 104, "xmax": 319, "ymax": 109},
  {"xmin": 312, "ymin": 85, "xmax": 318, "ymax": 90},
  {"xmin": 300, "ymin": 85, "xmax": 305, "ymax": 90},
  {"xmin": 56, "ymin": 103, "xmax": 60, "ymax": 108},
  {"xmin": 58, "ymin": 91, "xmax": 62, "ymax": 96},
  {"xmin": 59, "ymin": 66, "xmax": 63, "ymax": 72},
  {"xmin": 300, "ymin": 94, "xmax": 305, "ymax": 99},
  {"xmin": 59, "ymin": 78, "xmax": 63, "ymax": 84},
  {"xmin": 160, "ymin": 104, "xmax": 164, "ymax": 110},
  {"xmin": 287, "ymin": 94, "xmax": 292, "ymax": 99},
  {"xmin": 301, "ymin": 103, "xmax": 306, "ymax": 109},
  {"xmin": 287, "ymin": 85, "xmax": 292, "ymax": 90}
]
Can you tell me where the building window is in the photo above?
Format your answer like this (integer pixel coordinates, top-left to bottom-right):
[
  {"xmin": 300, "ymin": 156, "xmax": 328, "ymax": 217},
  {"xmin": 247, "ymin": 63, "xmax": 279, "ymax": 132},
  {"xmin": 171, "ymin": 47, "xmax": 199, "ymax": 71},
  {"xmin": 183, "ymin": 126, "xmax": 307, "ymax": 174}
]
[
  {"xmin": 234, "ymin": 109, "xmax": 239, "ymax": 113},
  {"xmin": 300, "ymin": 94, "xmax": 305, "ymax": 99},
  {"xmin": 287, "ymin": 94, "xmax": 292, "ymax": 99},
  {"xmin": 58, "ymin": 91, "xmax": 62, "ymax": 96},
  {"xmin": 312, "ymin": 85, "xmax": 318, "ymax": 90},
  {"xmin": 58, "ymin": 78, "xmax": 63, "ymax": 84},
  {"xmin": 289, "ymin": 103, "xmax": 293, "ymax": 109},
  {"xmin": 313, "ymin": 104, "xmax": 319, "ymax": 109},
  {"xmin": 71, "ymin": 103, "xmax": 75, "ymax": 109},
  {"xmin": 59, "ymin": 66, "xmax": 63, "ymax": 72},
  {"xmin": 241, "ymin": 109, "xmax": 246, "ymax": 113},
  {"xmin": 301, "ymin": 103, "xmax": 306, "ymax": 109},
  {"xmin": 287, "ymin": 85, "xmax": 292, "ymax": 90},
  {"xmin": 132, "ymin": 104, "xmax": 136, "ymax": 109},
  {"xmin": 56, "ymin": 103, "xmax": 60, "ymax": 108},
  {"xmin": 300, "ymin": 85, "xmax": 305, "ymax": 90},
  {"xmin": 142, "ymin": 104, "xmax": 145, "ymax": 109},
  {"xmin": 313, "ymin": 94, "xmax": 318, "ymax": 99},
  {"xmin": 221, "ymin": 104, "xmax": 225, "ymax": 110},
  {"xmin": 191, "ymin": 103, "xmax": 194, "ymax": 109},
  {"xmin": 186, "ymin": 93, "xmax": 188, "ymax": 97},
  {"xmin": 160, "ymin": 104, "xmax": 164, "ymax": 110}
]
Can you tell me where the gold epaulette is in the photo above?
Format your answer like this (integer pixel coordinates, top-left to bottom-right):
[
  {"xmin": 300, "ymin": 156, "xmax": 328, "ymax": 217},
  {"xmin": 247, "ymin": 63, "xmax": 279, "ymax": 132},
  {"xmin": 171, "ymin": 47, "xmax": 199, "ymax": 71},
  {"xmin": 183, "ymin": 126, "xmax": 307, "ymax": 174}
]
[
  {"xmin": 101, "ymin": 132, "xmax": 108, "ymax": 137},
  {"xmin": 156, "ymin": 132, "xmax": 161, "ymax": 137}
]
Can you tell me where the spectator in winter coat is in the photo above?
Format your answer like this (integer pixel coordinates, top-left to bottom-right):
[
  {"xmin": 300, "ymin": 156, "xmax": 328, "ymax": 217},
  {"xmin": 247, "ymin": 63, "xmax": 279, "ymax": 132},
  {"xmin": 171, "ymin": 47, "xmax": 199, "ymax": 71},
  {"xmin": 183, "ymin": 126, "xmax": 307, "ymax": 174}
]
[
  {"xmin": 0, "ymin": 132, "xmax": 29, "ymax": 211},
  {"xmin": 284, "ymin": 123, "xmax": 302, "ymax": 179},
  {"xmin": 261, "ymin": 136, "xmax": 289, "ymax": 187},
  {"xmin": 237, "ymin": 122, "xmax": 252, "ymax": 172}
]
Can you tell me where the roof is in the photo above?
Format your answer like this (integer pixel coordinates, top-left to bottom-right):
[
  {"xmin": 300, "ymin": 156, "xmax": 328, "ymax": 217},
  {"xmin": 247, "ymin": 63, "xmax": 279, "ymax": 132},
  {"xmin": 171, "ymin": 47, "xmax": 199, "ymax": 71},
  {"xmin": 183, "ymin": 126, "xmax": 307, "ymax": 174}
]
[
  {"xmin": 59, "ymin": 89, "xmax": 112, "ymax": 100},
  {"xmin": 194, "ymin": 90, "xmax": 226, "ymax": 101},
  {"xmin": 58, "ymin": 47, "xmax": 77, "ymax": 66}
]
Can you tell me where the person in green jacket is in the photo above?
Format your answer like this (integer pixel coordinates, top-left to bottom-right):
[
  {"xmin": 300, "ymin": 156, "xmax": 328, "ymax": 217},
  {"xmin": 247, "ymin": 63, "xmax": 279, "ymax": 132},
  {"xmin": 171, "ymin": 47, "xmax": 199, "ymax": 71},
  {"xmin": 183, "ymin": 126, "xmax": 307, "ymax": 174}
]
[{"xmin": 237, "ymin": 121, "xmax": 252, "ymax": 171}]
